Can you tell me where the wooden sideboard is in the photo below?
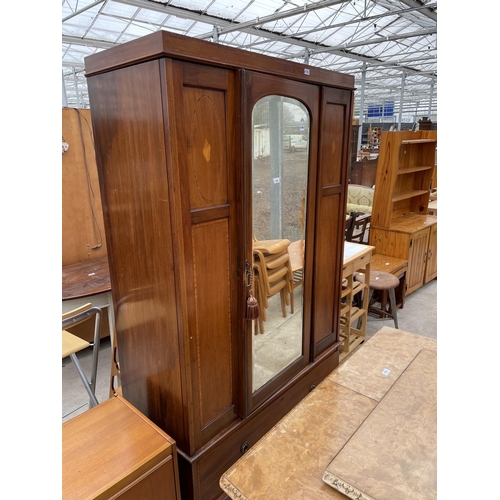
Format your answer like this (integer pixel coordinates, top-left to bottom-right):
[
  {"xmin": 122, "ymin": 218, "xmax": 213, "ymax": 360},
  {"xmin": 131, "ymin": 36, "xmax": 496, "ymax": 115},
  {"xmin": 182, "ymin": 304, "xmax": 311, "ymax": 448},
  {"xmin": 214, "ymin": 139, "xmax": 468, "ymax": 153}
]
[{"xmin": 62, "ymin": 394, "xmax": 181, "ymax": 500}]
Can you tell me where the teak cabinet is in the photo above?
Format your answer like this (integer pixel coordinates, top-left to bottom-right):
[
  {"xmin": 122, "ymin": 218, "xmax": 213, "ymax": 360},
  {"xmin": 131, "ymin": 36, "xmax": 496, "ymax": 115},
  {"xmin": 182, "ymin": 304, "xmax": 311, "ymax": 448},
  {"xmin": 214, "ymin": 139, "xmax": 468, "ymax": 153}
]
[
  {"xmin": 85, "ymin": 30, "xmax": 354, "ymax": 500},
  {"xmin": 62, "ymin": 395, "xmax": 181, "ymax": 500},
  {"xmin": 369, "ymin": 130, "xmax": 437, "ymax": 295}
]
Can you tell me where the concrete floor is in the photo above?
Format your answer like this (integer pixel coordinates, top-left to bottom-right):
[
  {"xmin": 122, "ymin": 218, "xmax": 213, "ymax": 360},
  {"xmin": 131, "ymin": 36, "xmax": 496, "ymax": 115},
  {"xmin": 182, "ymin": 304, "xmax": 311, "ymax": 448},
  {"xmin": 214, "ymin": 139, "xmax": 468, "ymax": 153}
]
[
  {"xmin": 62, "ymin": 278, "xmax": 437, "ymax": 423},
  {"xmin": 365, "ymin": 278, "xmax": 437, "ymax": 341}
]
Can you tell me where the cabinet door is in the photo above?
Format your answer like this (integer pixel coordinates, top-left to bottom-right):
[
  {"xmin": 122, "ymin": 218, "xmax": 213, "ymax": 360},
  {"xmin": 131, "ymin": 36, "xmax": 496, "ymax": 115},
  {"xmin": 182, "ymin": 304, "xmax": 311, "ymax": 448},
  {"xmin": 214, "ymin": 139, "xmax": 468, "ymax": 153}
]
[
  {"xmin": 313, "ymin": 86, "xmax": 353, "ymax": 357},
  {"xmin": 167, "ymin": 60, "xmax": 242, "ymax": 453},
  {"xmin": 243, "ymin": 72, "xmax": 320, "ymax": 414},
  {"xmin": 406, "ymin": 228, "xmax": 430, "ymax": 294},
  {"xmin": 424, "ymin": 223, "xmax": 437, "ymax": 283}
]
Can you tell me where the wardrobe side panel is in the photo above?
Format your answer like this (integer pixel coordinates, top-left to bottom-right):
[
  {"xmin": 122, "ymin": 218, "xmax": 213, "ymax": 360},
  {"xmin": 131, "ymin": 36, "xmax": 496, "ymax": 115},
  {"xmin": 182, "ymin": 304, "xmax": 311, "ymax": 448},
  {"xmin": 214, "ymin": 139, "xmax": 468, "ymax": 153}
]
[{"xmin": 87, "ymin": 61, "xmax": 186, "ymax": 446}]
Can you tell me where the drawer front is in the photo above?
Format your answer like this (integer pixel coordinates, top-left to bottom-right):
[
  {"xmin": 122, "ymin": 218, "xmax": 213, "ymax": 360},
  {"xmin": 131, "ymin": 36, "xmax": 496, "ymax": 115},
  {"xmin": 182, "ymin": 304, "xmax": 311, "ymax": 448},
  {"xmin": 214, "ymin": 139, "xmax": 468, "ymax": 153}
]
[
  {"xmin": 342, "ymin": 262, "xmax": 354, "ymax": 279},
  {"xmin": 109, "ymin": 455, "xmax": 178, "ymax": 500},
  {"xmin": 352, "ymin": 252, "xmax": 369, "ymax": 272}
]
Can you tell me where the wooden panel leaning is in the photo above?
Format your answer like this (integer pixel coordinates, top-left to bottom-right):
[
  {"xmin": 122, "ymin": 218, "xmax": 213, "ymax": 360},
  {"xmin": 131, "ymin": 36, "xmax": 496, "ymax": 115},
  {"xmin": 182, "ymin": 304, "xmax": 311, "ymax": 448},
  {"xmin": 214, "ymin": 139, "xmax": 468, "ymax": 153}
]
[{"xmin": 62, "ymin": 108, "xmax": 107, "ymax": 266}]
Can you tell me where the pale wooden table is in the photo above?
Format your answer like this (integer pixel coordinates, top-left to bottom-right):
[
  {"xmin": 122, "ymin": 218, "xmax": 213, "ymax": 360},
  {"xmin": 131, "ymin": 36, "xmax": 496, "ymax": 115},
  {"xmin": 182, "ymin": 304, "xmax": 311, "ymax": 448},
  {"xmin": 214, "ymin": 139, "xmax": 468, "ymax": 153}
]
[{"xmin": 340, "ymin": 242, "xmax": 374, "ymax": 354}]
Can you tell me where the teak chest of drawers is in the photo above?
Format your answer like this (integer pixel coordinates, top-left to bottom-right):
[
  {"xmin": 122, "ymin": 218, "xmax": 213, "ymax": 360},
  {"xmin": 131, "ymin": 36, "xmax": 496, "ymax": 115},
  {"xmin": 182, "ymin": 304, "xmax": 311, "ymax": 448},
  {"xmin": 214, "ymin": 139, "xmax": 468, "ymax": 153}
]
[{"xmin": 62, "ymin": 394, "xmax": 181, "ymax": 500}]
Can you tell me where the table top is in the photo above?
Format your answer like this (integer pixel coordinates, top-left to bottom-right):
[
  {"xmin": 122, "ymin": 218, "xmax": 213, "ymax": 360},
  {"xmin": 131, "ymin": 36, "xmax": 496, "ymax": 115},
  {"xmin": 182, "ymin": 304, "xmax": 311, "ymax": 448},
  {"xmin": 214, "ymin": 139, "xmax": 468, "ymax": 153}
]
[
  {"xmin": 343, "ymin": 241, "xmax": 374, "ymax": 263},
  {"xmin": 62, "ymin": 256, "xmax": 111, "ymax": 300},
  {"xmin": 373, "ymin": 213, "xmax": 437, "ymax": 233},
  {"xmin": 288, "ymin": 241, "xmax": 370, "ymax": 275},
  {"xmin": 220, "ymin": 327, "xmax": 437, "ymax": 500},
  {"xmin": 323, "ymin": 348, "xmax": 436, "ymax": 500},
  {"xmin": 370, "ymin": 253, "xmax": 408, "ymax": 274}
]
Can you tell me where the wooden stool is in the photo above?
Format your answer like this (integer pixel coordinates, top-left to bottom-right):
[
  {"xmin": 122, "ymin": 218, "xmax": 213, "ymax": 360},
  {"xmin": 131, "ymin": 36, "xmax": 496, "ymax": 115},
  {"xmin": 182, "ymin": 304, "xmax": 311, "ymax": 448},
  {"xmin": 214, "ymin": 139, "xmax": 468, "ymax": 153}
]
[
  {"xmin": 370, "ymin": 254, "xmax": 408, "ymax": 314},
  {"xmin": 355, "ymin": 270, "xmax": 399, "ymax": 328}
]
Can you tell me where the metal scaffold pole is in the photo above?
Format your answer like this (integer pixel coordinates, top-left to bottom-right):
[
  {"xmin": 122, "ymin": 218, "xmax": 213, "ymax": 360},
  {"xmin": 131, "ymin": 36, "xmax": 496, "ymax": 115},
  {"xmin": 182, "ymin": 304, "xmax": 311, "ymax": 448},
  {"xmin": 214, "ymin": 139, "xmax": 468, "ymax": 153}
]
[
  {"xmin": 357, "ymin": 63, "xmax": 366, "ymax": 153},
  {"xmin": 398, "ymin": 74, "xmax": 406, "ymax": 131},
  {"xmin": 62, "ymin": 70, "xmax": 68, "ymax": 107},
  {"xmin": 428, "ymin": 80, "xmax": 435, "ymax": 118}
]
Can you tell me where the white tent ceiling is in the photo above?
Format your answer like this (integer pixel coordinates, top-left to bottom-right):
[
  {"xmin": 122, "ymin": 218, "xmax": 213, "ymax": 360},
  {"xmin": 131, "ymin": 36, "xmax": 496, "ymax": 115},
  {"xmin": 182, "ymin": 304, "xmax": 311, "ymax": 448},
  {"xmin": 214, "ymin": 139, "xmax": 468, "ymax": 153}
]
[{"xmin": 62, "ymin": 0, "xmax": 437, "ymax": 120}]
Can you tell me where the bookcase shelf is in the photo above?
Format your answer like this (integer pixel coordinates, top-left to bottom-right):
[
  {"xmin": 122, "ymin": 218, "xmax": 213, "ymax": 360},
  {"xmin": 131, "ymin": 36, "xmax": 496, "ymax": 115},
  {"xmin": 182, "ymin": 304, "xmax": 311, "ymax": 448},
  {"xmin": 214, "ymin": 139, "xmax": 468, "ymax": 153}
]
[
  {"xmin": 392, "ymin": 189, "xmax": 429, "ymax": 203},
  {"xmin": 397, "ymin": 165, "xmax": 434, "ymax": 175},
  {"xmin": 401, "ymin": 139, "xmax": 436, "ymax": 144}
]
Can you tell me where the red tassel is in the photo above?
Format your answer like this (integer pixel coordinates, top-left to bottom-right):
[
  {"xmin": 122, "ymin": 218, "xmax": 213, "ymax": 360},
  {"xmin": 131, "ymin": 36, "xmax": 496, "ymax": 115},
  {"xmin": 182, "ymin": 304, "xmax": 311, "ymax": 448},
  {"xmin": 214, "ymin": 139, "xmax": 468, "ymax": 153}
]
[{"xmin": 246, "ymin": 290, "xmax": 260, "ymax": 320}]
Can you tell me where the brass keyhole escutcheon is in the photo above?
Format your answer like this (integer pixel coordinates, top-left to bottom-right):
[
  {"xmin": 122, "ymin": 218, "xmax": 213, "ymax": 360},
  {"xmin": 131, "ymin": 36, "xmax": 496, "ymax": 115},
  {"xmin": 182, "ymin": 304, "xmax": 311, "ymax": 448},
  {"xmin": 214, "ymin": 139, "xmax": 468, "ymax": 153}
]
[{"xmin": 241, "ymin": 442, "xmax": 249, "ymax": 454}]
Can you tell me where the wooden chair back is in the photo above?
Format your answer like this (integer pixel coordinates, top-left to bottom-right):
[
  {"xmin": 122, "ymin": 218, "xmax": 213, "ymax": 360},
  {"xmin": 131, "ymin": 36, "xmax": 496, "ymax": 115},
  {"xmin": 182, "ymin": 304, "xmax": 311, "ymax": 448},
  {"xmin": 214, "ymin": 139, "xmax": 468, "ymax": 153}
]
[
  {"xmin": 345, "ymin": 212, "xmax": 356, "ymax": 241},
  {"xmin": 349, "ymin": 213, "xmax": 371, "ymax": 244}
]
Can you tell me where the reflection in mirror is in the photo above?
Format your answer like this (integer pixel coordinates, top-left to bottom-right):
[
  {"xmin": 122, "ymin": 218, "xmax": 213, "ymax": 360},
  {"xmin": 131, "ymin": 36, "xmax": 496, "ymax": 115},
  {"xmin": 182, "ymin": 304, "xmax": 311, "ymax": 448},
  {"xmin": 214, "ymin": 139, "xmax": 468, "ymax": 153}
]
[{"xmin": 251, "ymin": 95, "xmax": 309, "ymax": 393}]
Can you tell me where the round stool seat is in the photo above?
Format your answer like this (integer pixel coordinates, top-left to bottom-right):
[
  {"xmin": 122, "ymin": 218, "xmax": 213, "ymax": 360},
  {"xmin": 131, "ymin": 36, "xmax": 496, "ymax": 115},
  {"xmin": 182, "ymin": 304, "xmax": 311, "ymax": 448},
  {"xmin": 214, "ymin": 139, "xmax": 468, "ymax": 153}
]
[{"xmin": 355, "ymin": 270, "xmax": 399, "ymax": 291}]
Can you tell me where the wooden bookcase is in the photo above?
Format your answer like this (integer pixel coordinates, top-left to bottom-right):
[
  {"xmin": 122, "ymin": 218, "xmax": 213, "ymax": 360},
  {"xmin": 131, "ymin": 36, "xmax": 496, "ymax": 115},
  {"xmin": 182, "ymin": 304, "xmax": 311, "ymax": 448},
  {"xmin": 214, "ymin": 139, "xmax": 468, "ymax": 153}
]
[
  {"xmin": 371, "ymin": 130, "xmax": 436, "ymax": 228},
  {"xmin": 369, "ymin": 131, "xmax": 437, "ymax": 295}
]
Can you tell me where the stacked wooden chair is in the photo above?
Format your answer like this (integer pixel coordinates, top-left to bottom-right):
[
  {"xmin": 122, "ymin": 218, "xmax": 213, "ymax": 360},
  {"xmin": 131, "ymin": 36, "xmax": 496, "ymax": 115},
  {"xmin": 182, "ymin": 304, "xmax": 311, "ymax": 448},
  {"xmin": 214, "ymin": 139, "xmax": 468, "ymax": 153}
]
[{"xmin": 252, "ymin": 238, "xmax": 294, "ymax": 334}]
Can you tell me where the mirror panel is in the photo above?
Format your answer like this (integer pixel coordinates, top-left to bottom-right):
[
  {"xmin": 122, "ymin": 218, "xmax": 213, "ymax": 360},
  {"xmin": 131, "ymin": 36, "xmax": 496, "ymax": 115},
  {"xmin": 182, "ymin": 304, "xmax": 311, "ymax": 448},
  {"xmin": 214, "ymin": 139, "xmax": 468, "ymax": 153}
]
[{"xmin": 251, "ymin": 95, "xmax": 310, "ymax": 393}]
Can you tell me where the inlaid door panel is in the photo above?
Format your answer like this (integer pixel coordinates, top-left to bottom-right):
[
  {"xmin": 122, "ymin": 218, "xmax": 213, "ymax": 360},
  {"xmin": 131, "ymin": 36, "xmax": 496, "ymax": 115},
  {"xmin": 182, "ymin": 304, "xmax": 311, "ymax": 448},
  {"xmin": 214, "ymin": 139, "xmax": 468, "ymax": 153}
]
[
  {"xmin": 168, "ymin": 60, "xmax": 241, "ymax": 452},
  {"xmin": 183, "ymin": 86, "xmax": 229, "ymax": 210}
]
